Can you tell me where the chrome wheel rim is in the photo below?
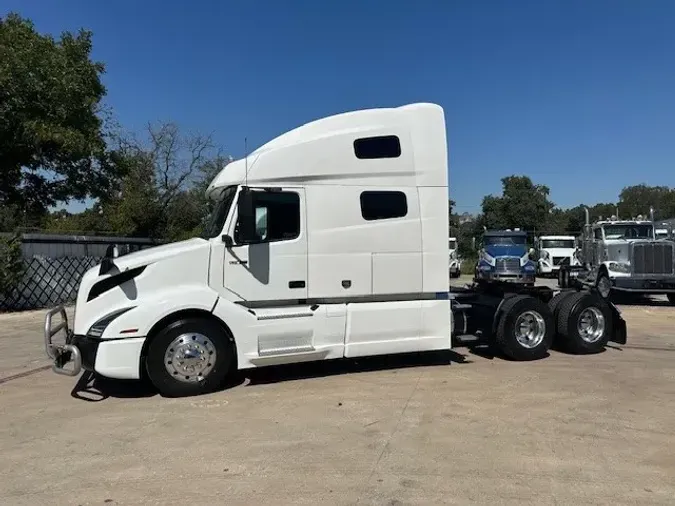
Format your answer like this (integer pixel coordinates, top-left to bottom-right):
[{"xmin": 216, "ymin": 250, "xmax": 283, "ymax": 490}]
[
  {"xmin": 514, "ymin": 311, "xmax": 546, "ymax": 349},
  {"xmin": 597, "ymin": 276, "xmax": 611, "ymax": 298},
  {"xmin": 164, "ymin": 333, "xmax": 216, "ymax": 383},
  {"xmin": 577, "ymin": 307, "xmax": 606, "ymax": 343}
]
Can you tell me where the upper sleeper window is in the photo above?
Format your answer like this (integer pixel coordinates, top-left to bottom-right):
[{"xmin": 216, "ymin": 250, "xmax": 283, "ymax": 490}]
[
  {"xmin": 354, "ymin": 135, "xmax": 401, "ymax": 159},
  {"xmin": 360, "ymin": 191, "xmax": 408, "ymax": 221}
]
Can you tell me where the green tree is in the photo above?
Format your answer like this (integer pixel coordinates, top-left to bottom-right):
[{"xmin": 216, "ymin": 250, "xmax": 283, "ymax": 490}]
[
  {"xmin": 618, "ymin": 184, "xmax": 675, "ymax": 220},
  {"xmin": 0, "ymin": 13, "xmax": 115, "ymax": 222},
  {"xmin": 101, "ymin": 122, "xmax": 227, "ymax": 239},
  {"xmin": 0, "ymin": 234, "xmax": 25, "ymax": 297},
  {"xmin": 481, "ymin": 175, "xmax": 555, "ymax": 231}
]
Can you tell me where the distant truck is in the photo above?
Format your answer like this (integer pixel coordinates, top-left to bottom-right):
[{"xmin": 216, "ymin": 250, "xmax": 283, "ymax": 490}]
[
  {"xmin": 448, "ymin": 237, "xmax": 461, "ymax": 278},
  {"xmin": 536, "ymin": 235, "xmax": 580, "ymax": 277},
  {"xmin": 560, "ymin": 208, "xmax": 675, "ymax": 304},
  {"xmin": 475, "ymin": 229, "xmax": 536, "ymax": 285}
]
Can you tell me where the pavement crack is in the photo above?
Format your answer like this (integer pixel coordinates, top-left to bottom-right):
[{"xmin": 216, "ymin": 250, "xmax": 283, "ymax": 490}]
[{"xmin": 355, "ymin": 370, "xmax": 422, "ymax": 504}]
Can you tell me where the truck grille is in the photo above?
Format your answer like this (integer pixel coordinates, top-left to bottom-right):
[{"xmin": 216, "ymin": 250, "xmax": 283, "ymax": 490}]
[
  {"xmin": 632, "ymin": 242, "xmax": 674, "ymax": 275},
  {"xmin": 552, "ymin": 257, "xmax": 570, "ymax": 266},
  {"xmin": 495, "ymin": 258, "xmax": 520, "ymax": 272}
]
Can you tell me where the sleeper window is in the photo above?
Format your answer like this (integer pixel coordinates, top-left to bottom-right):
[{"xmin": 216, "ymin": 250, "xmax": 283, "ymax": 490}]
[
  {"xmin": 360, "ymin": 191, "xmax": 408, "ymax": 221},
  {"xmin": 353, "ymin": 135, "xmax": 401, "ymax": 159}
]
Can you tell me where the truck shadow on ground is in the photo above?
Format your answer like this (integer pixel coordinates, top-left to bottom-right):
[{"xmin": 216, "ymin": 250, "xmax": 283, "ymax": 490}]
[
  {"xmin": 70, "ymin": 350, "xmax": 471, "ymax": 401},
  {"xmin": 244, "ymin": 350, "xmax": 471, "ymax": 386}
]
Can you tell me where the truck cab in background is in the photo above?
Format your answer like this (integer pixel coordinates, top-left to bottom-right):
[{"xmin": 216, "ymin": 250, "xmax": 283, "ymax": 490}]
[
  {"xmin": 562, "ymin": 209, "xmax": 675, "ymax": 304},
  {"xmin": 448, "ymin": 237, "xmax": 462, "ymax": 278},
  {"xmin": 475, "ymin": 230, "xmax": 536, "ymax": 285},
  {"xmin": 536, "ymin": 235, "xmax": 580, "ymax": 277}
]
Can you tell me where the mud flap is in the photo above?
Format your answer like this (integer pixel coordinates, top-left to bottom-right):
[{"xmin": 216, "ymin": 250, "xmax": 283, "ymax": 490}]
[{"xmin": 608, "ymin": 302, "xmax": 627, "ymax": 345}]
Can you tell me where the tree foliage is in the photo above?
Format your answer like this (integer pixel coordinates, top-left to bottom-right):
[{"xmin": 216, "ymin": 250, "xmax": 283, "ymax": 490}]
[
  {"xmin": 0, "ymin": 234, "xmax": 25, "ymax": 297},
  {"xmin": 481, "ymin": 176, "xmax": 555, "ymax": 231},
  {"xmin": 43, "ymin": 123, "xmax": 230, "ymax": 240},
  {"xmin": 0, "ymin": 13, "xmax": 114, "ymax": 221}
]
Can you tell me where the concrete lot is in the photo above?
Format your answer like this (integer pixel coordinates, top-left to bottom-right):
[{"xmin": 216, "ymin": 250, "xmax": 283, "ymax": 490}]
[{"xmin": 1, "ymin": 282, "xmax": 675, "ymax": 505}]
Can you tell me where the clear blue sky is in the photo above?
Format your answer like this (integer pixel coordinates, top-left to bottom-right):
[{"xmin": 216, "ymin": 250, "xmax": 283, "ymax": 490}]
[{"xmin": 6, "ymin": 0, "xmax": 675, "ymax": 214}]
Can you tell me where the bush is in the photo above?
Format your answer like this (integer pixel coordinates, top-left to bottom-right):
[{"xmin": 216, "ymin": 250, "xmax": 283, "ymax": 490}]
[
  {"xmin": 460, "ymin": 254, "xmax": 477, "ymax": 275},
  {"xmin": 0, "ymin": 234, "xmax": 25, "ymax": 298}
]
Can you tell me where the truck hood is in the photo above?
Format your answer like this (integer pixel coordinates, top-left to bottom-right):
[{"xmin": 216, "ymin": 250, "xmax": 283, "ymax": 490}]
[
  {"xmin": 111, "ymin": 238, "xmax": 209, "ymax": 271},
  {"xmin": 485, "ymin": 245, "xmax": 526, "ymax": 257}
]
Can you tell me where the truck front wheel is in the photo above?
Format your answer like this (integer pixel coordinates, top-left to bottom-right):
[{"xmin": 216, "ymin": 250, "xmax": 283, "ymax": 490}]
[
  {"xmin": 596, "ymin": 271, "xmax": 611, "ymax": 299},
  {"xmin": 145, "ymin": 317, "xmax": 235, "ymax": 397},
  {"xmin": 496, "ymin": 295, "xmax": 554, "ymax": 361}
]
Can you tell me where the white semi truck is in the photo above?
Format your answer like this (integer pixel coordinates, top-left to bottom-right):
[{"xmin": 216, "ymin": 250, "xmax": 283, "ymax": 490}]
[
  {"xmin": 448, "ymin": 237, "xmax": 461, "ymax": 278},
  {"xmin": 45, "ymin": 103, "xmax": 627, "ymax": 397},
  {"xmin": 536, "ymin": 235, "xmax": 580, "ymax": 277}
]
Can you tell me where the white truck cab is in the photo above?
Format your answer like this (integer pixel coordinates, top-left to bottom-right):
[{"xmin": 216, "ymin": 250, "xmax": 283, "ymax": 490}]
[
  {"xmin": 448, "ymin": 237, "xmax": 461, "ymax": 278},
  {"xmin": 45, "ymin": 103, "xmax": 452, "ymax": 397},
  {"xmin": 536, "ymin": 235, "xmax": 579, "ymax": 277}
]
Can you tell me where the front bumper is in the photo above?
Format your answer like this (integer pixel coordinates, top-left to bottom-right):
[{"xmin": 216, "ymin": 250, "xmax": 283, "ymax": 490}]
[
  {"xmin": 538, "ymin": 262, "xmax": 558, "ymax": 274},
  {"xmin": 611, "ymin": 276, "xmax": 675, "ymax": 293},
  {"xmin": 477, "ymin": 270, "xmax": 535, "ymax": 284},
  {"xmin": 44, "ymin": 306, "xmax": 99, "ymax": 376}
]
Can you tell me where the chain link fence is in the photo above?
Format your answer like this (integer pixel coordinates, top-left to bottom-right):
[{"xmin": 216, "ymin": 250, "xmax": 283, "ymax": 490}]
[{"xmin": 0, "ymin": 234, "xmax": 162, "ymax": 312}]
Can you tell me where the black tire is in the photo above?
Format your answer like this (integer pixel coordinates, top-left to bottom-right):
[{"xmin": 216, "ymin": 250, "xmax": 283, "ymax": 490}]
[
  {"xmin": 548, "ymin": 290, "xmax": 577, "ymax": 322},
  {"xmin": 556, "ymin": 292, "xmax": 612, "ymax": 354},
  {"xmin": 667, "ymin": 293, "xmax": 675, "ymax": 305},
  {"xmin": 595, "ymin": 271, "xmax": 611, "ymax": 300},
  {"xmin": 495, "ymin": 295, "xmax": 554, "ymax": 361},
  {"xmin": 146, "ymin": 317, "xmax": 235, "ymax": 397}
]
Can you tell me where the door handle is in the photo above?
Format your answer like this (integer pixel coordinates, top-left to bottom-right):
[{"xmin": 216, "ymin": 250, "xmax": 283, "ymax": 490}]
[
  {"xmin": 289, "ymin": 280, "xmax": 305, "ymax": 289},
  {"xmin": 229, "ymin": 259, "xmax": 248, "ymax": 265}
]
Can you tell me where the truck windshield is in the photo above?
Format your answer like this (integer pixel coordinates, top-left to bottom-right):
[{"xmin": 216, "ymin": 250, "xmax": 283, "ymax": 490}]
[
  {"xmin": 201, "ymin": 186, "xmax": 237, "ymax": 239},
  {"xmin": 603, "ymin": 224, "xmax": 653, "ymax": 240},
  {"xmin": 541, "ymin": 239, "xmax": 574, "ymax": 249},
  {"xmin": 484, "ymin": 236, "xmax": 526, "ymax": 246}
]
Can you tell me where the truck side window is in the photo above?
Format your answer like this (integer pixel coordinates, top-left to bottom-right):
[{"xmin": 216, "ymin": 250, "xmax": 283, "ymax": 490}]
[
  {"xmin": 354, "ymin": 135, "xmax": 401, "ymax": 159},
  {"xmin": 360, "ymin": 191, "xmax": 407, "ymax": 221},
  {"xmin": 236, "ymin": 191, "xmax": 300, "ymax": 243},
  {"xmin": 594, "ymin": 228, "xmax": 603, "ymax": 240}
]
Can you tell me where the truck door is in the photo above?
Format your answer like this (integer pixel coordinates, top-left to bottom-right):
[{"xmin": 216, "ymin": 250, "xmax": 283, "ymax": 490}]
[{"xmin": 223, "ymin": 187, "xmax": 308, "ymax": 303}]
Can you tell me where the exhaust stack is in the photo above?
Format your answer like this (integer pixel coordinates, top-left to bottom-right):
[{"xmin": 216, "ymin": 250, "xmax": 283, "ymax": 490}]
[
  {"xmin": 584, "ymin": 206, "xmax": 590, "ymax": 225},
  {"xmin": 650, "ymin": 206, "xmax": 655, "ymax": 222}
]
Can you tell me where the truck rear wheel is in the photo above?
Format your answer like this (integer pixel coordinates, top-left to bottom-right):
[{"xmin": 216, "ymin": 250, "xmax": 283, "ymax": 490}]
[
  {"xmin": 556, "ymin": 292, "xmax": 612, "ymax": 354},
  {"xmin": 548, "ymin": 290, "xmax": 577, "ymax": 320},
  {"xmin": 146, "ymin": 317, "xmax": 235, "ymax": 397},
  {"xmin": 496, "ymin": 295, "xmax": 554, "ymax": 361}
]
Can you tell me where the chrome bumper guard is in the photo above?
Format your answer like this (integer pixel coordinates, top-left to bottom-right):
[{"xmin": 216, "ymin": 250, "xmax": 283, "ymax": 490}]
[{"xmin": 44, "ymin": 306, "xmax": 82, "ymax": 377}]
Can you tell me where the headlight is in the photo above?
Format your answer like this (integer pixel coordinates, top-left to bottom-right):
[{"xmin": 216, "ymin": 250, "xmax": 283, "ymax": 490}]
[
  {"xmin": 520, "ymin": 253, "xmax": 530, "ymax": 266},
  {"xmin": 481, "ymin": 251, "xmax": 495, "ymax": 265},
  {"xmin": 608, "ymin": 262, "xmax": 630, "ymax": 273}
]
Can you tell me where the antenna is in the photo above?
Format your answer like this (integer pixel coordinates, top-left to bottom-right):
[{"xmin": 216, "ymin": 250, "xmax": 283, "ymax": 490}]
[{"xmin": 244, "ymin": 137, "xmax": 248, "ymax": 187}]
